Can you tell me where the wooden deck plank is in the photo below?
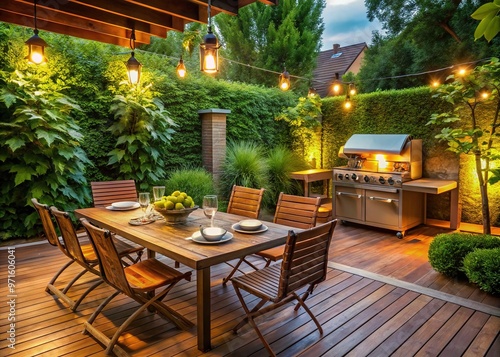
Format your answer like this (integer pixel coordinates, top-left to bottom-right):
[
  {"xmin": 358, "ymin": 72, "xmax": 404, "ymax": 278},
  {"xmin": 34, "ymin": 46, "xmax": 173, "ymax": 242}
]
[
  {"xmin": 440, "ymin": 311, "xmax": 491, "ymax": 356},
  {"xmin": 343, "ymin": 292, "xmax": 431, "ymax": 356},
  {"xmin": 1, "ymin": 222, "xmax": 499, "ymax": 356},
  {"xmin": 463, "ymin": 316, "xmax": 500, "ymax": 357},
  {"xmin": 413, "ymin": 306, "xmax": 475, "ymax": 356},
  {"xmin": 366, "ymin": 298, "xmax": 447, "ymax": 356}
]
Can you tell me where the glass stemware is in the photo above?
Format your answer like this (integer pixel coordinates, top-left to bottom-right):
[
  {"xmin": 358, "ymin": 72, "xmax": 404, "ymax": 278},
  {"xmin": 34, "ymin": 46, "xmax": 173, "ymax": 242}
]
[
  {"xmin": 153, "ymin": 186, "xmax": 165, "ymax": 202},
  {"xmin": 138, "ymin": 192, "xmax": 150, "ymax": 222},
  {"xmin": 202, "ymin": 195, "xmax": 218, "ymax": 227}
]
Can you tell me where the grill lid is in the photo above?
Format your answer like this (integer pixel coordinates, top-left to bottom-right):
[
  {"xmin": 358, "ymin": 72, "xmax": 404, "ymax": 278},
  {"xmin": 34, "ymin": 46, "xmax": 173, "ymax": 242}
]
[{"xmin": 343, "ymin": 134, "xmax": 412, "ymax": 155}]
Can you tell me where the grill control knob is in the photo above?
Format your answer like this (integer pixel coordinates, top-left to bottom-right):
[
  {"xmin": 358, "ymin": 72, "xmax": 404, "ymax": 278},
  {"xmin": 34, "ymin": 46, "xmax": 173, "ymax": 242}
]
[
  {"xmin": 388, "ymin": 177, "xmax": 395, "ymax": 185},
  {"xmin": 345, "ymin": 173, "xmax": 350, "ymax": 180},
  {"xmin": 337, "ymin": 173, "xmax": 343, "ymax": 180},
  {"xmin": 363, "ymin": 175, "xmax": 370, "ymax": 183},
  {"xmin": 396, "ymin": 179, "xmax": 402, "ymax": 185},
  {"xmin": 379, "ymin": 176, "xmax": 386, "ymax": 184},
  {"xmin": 351, "ymin": 173, "xmax": 358, "ymax": 181}
]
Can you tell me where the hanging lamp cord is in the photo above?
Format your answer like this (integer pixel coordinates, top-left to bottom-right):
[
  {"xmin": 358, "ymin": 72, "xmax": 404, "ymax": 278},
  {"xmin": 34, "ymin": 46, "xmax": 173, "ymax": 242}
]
[
  {"xmin": 208, "ymin": 0, "xmax": 212, "ymax": 29},
  {"xmin": 33, "ymin": 0, "xmax": 38, "ymax": 31},
  {"xmin": 130, "ymin": 28, "xmax": 136, "ymax": 51}
]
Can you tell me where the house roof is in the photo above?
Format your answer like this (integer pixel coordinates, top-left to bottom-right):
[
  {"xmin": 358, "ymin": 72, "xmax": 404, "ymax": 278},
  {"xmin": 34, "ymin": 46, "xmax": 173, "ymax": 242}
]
[
  {"xmin": 0, "ymin": 0, "xmax": 277, "ymax": 48},
  {"xmin": 312, "ymin": 42, "xmax": 367, "ymax": 97}
]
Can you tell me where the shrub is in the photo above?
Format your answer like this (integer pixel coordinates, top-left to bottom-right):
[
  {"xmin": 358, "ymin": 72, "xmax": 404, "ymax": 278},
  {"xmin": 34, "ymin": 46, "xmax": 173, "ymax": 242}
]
[
  {"xmin": 107, "ymin": 86, "xmax": 177, "ymax": 190},
  {"xmin": 219, "ymin": 141, "xmax": 268, "ymax": 201},
  {"xmin": 164, "ymin": 167, "xmax": 215, "ymax": 208},
  {"xmin": 265, "ymin": 145, "xmax": 307, "ymax": 208},
  {"xmin": 428, "ymin": 233, "xmax": 500, "ymax": 277},
  {"xmin": 463, "ymin": 247, "xmax": 500, "ymax": 295},
  {"xmin": 0, "ymin": 70, "xmax": 91, "ymax": 239}
]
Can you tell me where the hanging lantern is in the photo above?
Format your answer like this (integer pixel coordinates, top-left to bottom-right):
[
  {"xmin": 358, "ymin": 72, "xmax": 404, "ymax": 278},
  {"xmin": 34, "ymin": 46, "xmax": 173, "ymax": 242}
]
[
  {"xmin": 177, "ymin": 56, "xmax": 186, "ymax": 78},
  {"xmin": 25, "ymin": 0, "xmax": 47, "ymax": 65},
  {"xmin": 126, "ymin": 29, "xmax": 141, "ymax": 85},
  {"xmin": 200, "ymin": 0, "xmax": 220, "ymax": 74},
  {"xmin": 279, "ymin": 67, "xmax": 290, "ymax": 91}
]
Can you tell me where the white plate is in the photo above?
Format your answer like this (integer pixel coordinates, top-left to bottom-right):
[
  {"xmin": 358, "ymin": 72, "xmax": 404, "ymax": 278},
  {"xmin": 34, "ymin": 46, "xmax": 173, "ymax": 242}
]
[
  {"xmin": 190, "ymin": 231, "xmax": 233, "ymax": 244},
  {"xmin": 112, "ymin": 201, "xmax": 138, "ymax": 209},
  {"xmin": 106, "ymin": 202, "xmax": 140, "ymax": 211},
  {"xmin": 232, "ymin": 223, "xmax": 269, "ymax": 234}
]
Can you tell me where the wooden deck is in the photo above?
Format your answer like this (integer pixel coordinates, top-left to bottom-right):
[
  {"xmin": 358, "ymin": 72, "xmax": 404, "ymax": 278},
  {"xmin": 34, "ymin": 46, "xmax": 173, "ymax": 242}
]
[{"xmin": 1, "ymin": 223, "xmax": 499, "ymax": 356}]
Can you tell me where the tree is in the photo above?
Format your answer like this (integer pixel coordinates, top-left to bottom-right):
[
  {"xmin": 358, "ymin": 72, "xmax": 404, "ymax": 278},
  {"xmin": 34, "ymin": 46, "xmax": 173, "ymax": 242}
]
[
  {"xmin": 359, "ymin": 0, "xmax": 500, "ymax": 92},
  {"xmin": 366, "ymin": 0, "xmax": 469, "ymax": 42},
  {"xmin": 214, "ymin": 0, "xmax": 325, "ymax": 93},
  {"xmin": 428, "ymin": 58, "xmax": 500, "ymax": 234}
]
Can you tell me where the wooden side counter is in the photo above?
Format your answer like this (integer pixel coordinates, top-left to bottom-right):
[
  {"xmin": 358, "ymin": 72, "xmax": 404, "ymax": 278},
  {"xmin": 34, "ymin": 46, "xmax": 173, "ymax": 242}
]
[
  {"xmin": 290, "ymin": 169, "xmax": 333, "ymax": 200},
  {"xmin": 403, "ymin": 178, "xmax": 459, "ymax": 229}
]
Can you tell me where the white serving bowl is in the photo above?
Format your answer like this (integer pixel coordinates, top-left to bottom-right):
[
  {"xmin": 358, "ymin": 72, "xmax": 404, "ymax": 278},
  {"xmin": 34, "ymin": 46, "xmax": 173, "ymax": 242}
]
[
  {"xmin": 239, "ymin": 219, "xmax": 262, "ymax": 231},
  {"xmin": 199, "ymin": 226, "xmax": 227, "ymax": 241}
]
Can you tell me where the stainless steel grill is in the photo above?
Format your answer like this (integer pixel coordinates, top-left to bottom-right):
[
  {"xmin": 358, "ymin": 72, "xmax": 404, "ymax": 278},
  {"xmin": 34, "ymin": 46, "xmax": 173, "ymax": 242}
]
[{"xmin": 333, "ymin": 134, "xmax": 425, "ymax": 238}]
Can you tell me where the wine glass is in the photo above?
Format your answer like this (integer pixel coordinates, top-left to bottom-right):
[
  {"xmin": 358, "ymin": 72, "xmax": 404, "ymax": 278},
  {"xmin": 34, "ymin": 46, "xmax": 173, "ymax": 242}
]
[
  {"xmin": 203, "ymin": 195, "xmax": 218, "ymax": 227},
  {"xmin": 153, "ymin": 186, "xmax": 165, "ymax": 202},
  {"xmin": 138, "ymin": 192, "xmax": 150, "ymax": 222}
]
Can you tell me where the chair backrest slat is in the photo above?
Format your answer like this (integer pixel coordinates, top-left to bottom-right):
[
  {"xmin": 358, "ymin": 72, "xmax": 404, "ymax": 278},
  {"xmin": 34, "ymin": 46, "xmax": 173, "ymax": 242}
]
[
  {"xmin": 227, "ymin": 185, "xmax": 265, "ymax": 219},
  {"xmin": 31, "ymin": 198, "xmax": 60, "ymax": 247},
  {"xmin": 80, "ymin": 219, "xmax": 134, "ymax": 296},
  {"xmin": 50, "ymin": 207, "xmax": 88, "ymax": 264},
  {"xmin": 90, "ymin": 180, "xmax": 138, "ymax": 207},
  {"xmin": 273, "ymin": 193, "xmax": 321, "ymax": 229},
  {"xmin": 278, "ymin": 220, "xmax": 337, "ymax": 298}
]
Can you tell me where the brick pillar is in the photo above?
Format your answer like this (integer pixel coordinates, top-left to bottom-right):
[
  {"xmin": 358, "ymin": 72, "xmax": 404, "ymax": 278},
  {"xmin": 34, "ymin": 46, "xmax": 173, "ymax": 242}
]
[{"xmin": 199, "ymin": 109, "xmax": 230, "ymax": 183}]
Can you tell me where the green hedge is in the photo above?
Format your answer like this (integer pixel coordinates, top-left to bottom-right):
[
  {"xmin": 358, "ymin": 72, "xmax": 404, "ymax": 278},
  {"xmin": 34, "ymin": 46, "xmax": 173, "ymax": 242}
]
[
  {"xmin": 428, "ymin": 233, "xmax": 500, "ymax": 278},
  {"xmin": 463, "ymin": 247, "xmax": 500, "ymax": 295}
]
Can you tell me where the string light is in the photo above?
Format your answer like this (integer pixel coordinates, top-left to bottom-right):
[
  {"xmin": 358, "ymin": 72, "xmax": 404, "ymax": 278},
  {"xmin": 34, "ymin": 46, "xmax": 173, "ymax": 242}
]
[
  {"xmin": 332, "ymin": 73, "xmax": 342, "ymax": 95},
  {"xmin": 176, "ymin": 56, "xmax": 186, "ymax": 78},
  {"xmin": 348, "ymin": 83, "xmax": 357, "ymax": 95},
  {"xmin": 129, "ymin": 48, "xmax": 493, "ymax": 94},
  {"xmin": 279, "ymin": 67, "xmax": 291, "ymax": 91},
  {"xmin": 344, "ymin": 95, "xmax": 352, "ymax": 109}
]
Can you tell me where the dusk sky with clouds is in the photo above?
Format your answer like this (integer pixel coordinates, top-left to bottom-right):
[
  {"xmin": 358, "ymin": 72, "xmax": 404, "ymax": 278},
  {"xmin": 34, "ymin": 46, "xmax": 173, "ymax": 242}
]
[{"xmin": 321, "ymin": 0, "xmax": 383, "ymax": 50}]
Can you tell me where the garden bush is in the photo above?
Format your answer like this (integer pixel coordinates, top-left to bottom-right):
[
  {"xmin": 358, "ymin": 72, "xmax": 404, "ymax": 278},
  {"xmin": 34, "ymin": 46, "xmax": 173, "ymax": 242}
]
[
  {"xmin": 463, "ymin": 247, "xmax": 500, "ymax": 295},
  {"xmin": 163, "ymin": 167, "xmax": 215, "ymax": 209},
  {"xmin": 428, "ymin": 233, "xmax": 500, "ymax": 278}
]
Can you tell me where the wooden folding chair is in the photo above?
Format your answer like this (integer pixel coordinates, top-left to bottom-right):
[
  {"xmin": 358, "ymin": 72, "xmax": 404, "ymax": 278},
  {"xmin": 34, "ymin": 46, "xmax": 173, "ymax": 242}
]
[
  {"xmin": 49, "ymin": 207, "xmax": 144, "ymax": 311},
  {"xmin": 222, "ymin": 185, "xmax": 265, "ymax": 285},
  {"xmin": 231, "ymin": 220, "xmax": 337, "ymax": 357},
  {"xmin": 223, "ymin": 193, "xmax": 321, "ymax": 285},
  {"xmin": 80, "ymin": 218, "xmax": 193, "ymax": 356},
  {"xmin": 32, "ymin": 198, "xmax": 92, "ymax": 311},
  {"xmin": 90, "ymin": 180, "xmax": 138, "ymax": 207}
]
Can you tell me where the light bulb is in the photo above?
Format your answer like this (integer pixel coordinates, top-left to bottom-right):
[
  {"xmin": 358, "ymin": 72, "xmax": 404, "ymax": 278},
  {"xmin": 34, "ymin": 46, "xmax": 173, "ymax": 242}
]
[
  {"xmin": 204, "ymin": 52, "xmax": 216, "ymax": 73},
  {"xmin": 30, "ymin": 51, "xmax": 44, "ymax": 65}
]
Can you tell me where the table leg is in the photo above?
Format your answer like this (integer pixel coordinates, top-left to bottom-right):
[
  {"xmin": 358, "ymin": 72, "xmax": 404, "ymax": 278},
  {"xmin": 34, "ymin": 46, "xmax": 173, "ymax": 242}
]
[
  {"xmin": 449, "ymin": 188, "xmax": 460, "ymax": 229},
  {"xmin": 197, "ymin": 267, "xmax": 211, "ymax": 352},
  {"xmin": 303, "ymin": 181, "xmax": 309, "ymax": 197}
]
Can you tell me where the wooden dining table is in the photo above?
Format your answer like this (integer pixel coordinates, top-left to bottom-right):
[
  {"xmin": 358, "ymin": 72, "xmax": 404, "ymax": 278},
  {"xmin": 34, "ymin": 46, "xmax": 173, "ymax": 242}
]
[{"xmin": 75, "ymin": 206, "xmax": 296, "ymax": 352}]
